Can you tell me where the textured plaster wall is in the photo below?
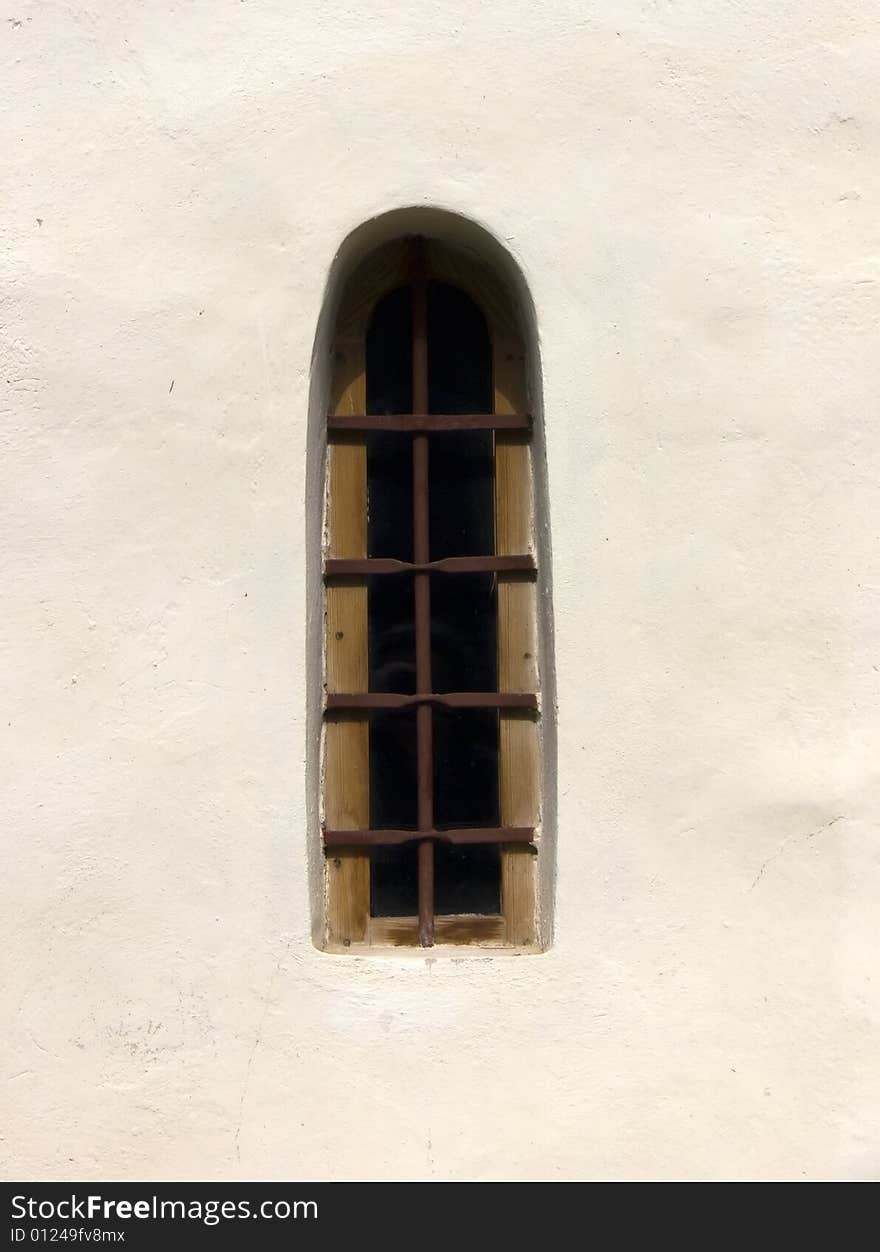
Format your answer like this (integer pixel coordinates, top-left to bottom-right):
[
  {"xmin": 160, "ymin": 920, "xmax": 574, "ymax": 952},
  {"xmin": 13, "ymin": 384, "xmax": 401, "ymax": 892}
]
[{"xmin": 2, "ymin": 0, "xmax": 879, "ymax": 1180}]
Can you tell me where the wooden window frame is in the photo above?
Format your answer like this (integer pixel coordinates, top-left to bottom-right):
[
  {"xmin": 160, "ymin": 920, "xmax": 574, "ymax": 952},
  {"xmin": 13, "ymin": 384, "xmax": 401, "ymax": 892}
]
[{"xmin": 322, "ymin": 237, "xmax": 541, "ymax": 952}]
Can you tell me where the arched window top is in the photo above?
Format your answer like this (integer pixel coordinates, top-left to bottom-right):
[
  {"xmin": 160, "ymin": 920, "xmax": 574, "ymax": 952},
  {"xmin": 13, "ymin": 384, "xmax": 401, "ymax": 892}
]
[
  {"xmin": 329, "ymin": 233, "xmax": 529, "ymax": 427},
  {"xmin": 332, "ymin": 233, "xmax": 525, "ymax": 349}
]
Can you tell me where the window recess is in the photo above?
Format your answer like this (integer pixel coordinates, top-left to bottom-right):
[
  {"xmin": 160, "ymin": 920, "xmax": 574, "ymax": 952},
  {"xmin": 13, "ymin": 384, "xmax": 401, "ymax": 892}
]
[{"xmin": 322, "ymin": 235, "xmax": 541, "ymax": 951}]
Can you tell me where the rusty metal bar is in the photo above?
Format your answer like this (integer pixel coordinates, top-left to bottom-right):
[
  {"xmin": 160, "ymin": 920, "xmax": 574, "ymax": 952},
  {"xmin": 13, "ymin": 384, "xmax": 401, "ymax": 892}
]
[
  {"xmin": 326, "ymin": 692, "xmax": 537, "ymax": 712},
  {"xmin": 412, "ymin": 238, "xmax": 434, "ymax": 947},
  {"xmin": 328, "ymin": 412, "xmax": 531, "ymax": 432},
  {"xmin": 324, "ymin": 554, "xmax": 536, "ymax": 578},
  {"xmin": 324, "ymin": 826, "xmax": 536, "ymax": 848}
]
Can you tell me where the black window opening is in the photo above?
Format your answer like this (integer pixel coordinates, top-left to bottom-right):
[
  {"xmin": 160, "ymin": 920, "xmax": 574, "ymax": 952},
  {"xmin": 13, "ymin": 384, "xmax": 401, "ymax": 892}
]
[
  {"xmin": 322, "ymin": 236, "xmax": 538, "ymax": 948},
  {"xmin": 366, "ymin": 281, "xmax": 501, "ymax": 920}
]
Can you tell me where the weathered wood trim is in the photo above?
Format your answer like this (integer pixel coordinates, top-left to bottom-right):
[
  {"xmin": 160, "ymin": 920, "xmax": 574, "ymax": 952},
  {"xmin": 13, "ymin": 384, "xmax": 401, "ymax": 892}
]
[
  {"xmin": 362, "ymin": 914, "xmax": 507, "ymax": 949},
  {"xmin": 324, "ymin": 333, "xmax": 370, "ymax": 946},
  {"xmin": 494, "ymin": 338, "xmax": 540, "ymax": 948}
]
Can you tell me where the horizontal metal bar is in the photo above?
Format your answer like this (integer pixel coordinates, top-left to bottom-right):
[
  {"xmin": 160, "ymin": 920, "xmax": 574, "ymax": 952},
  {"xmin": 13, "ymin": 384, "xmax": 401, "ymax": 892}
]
[
  {"xmin": 324, "ymin": 554, "xmax": 536, "ymax": 578},
  {"xmin": 325, "ymin": 692, "xmax": 538, "ymax": 712},
  {"xmin": 323, "ymin": 826, "xmax": 536, "ymax": 848},
  {"xmin": 327, "ymin": 413, "xmax": 532, "ymax": 432}
]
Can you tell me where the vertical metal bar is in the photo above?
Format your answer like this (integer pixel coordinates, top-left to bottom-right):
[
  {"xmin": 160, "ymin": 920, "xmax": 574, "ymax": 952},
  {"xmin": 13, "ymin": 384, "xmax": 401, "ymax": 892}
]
[{"xmin": 412, "ymin": 237, "xmax": 434, "ymax": 947}]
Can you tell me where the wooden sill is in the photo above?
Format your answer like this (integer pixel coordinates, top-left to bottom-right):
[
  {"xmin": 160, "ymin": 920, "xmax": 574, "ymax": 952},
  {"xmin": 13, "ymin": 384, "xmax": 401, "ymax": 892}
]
[{"xmin": 324, "ymin": 912, "xmax": 527, "ymax": 952}]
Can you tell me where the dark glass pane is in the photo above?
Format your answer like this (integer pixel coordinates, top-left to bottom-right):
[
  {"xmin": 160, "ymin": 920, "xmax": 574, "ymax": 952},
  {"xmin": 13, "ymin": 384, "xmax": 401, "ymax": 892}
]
[
  {"xmin": 368, "ymin": 574, "xmax": 415, "ymax": 695},
  {"xmin": 367, "ymin": 432, "xmax": 412, "ymax": 562},
  {"xmin": 428, "ymin": 283, "xmax": 492, "ymax": 416},
  {"xmin": 370, "ymin": 708, "xmax": 418, "ymax": 918},
  {"xmin": 370, "ymin": 704, "xmax": 501, "ymax": 919},
  {"xmin": 433, "ymin": 707, "xmax": 499, "ymax": 829},
  {"xmin": 430, "ymin": 287, "xmax": 499, "ymax": 917},
  {"xmin": 431, "ymin": 571, "xmax": 496, "ymax": 693},
  {"xmin": 366, "ymin": 285, "xmax": 412, "ymax": 416},
  {"xmin": 367, "ymin": 286, "xmax": 413, "ymax": 563},
  {"xmin": 372, "ymin": 841, "xmax": 500, "ymax": 918},
  {"xmin": 365, "ymin": 278, "xmax": 502, "ymax": 923},
  {"xmin": 435, "ymin": 844, "xmax": 500, "ymax": 916},
  {"xmin": 428, "ymin": 283, "xmax": 494, "ymax": 566},
  {"xmin": 371, "ymin": 842, "xmax": 419, "ymax": 918},
  {"xmin": 370, "ymin": 708, "xmax": 417, "ymax": 829},
  {"xmin": 372, "ymin": 840, "xmax": 500, "ymax": 919},
  {"xmin": 434, "ymin": 706, "xmax": 500, "ymax": 917},
  {"xmin": 429, "ymin": 430, "xmax": 494, "ymax": 560},
  {"xmin": 366, "ymin": 286, "xmax": 416, "ymax": 897}
]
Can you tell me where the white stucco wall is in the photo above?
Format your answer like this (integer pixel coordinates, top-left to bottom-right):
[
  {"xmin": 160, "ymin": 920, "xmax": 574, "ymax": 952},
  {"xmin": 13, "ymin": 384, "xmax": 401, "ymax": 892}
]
[{"xmin": 3, "ymin": 0, "xmax": 878, "ymax": 1180}]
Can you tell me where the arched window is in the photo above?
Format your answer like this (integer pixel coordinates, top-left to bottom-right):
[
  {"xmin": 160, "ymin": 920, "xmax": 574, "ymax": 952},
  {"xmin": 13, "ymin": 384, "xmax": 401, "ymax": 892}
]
[{"xmin": 322, "ymin": 233, "xmax": 544, "ymax": 950}]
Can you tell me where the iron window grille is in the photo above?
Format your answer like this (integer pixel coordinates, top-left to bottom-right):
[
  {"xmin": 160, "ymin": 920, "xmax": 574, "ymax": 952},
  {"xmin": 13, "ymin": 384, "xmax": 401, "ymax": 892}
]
[{"xmin": 322, "ymin": 236, "xmax": 540, "ymax": 949}]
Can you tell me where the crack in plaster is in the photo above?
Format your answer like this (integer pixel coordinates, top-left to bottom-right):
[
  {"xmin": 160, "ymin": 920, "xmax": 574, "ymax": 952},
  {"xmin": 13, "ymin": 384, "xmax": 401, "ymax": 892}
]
[
  {"xmin": 749, "ymin": 816, "xmax": 846, "ymax": 892},
  {"xmin": 233, "ymin": 937, "xmax": 293, "ymax": 1164}
]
